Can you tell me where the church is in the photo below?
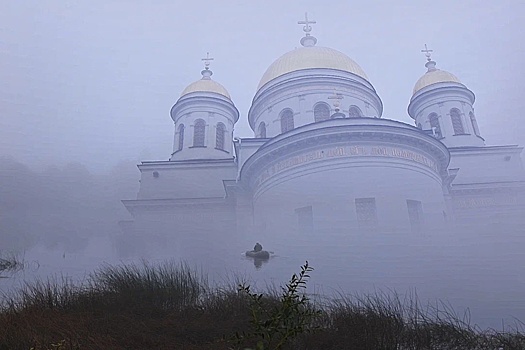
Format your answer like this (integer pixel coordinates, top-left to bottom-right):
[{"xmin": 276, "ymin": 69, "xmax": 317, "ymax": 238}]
[{"xmin": 121, "ymin": 16, "xmax": 525, "ymax": 264}]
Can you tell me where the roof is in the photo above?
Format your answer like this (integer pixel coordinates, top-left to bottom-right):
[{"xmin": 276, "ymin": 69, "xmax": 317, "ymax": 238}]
[
  {"xmin": 180, "ymin": 78, "xmax": 231, "ymax": 99},
  {"xmin": 413, "ymin": 63, "xmax": 461, "ymax": 94},
  {"xmin": 257, "ymin": 46, "xmax": 369, "ymax": 90}
]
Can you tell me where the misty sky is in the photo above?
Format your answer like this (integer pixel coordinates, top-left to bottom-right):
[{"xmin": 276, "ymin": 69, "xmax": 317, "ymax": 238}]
[{"xmin": 1, "ymin": 1, "xmax": 524, "ymax": 173}]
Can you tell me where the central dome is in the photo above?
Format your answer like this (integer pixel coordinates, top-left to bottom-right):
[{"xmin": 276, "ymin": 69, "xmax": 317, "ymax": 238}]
[{"xmin": 257, "ymin": 46, "xmax": 369, "ymax": 90}]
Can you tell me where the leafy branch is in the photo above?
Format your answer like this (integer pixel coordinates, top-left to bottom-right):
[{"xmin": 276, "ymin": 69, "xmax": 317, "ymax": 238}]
[{"xmin": 233, "ymin": 261, "xmax": 321, "ymax": 350}]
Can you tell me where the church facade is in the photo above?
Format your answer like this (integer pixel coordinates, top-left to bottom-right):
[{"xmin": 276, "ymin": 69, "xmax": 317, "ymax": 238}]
[{"xmin": 121, "ymin": 19, "xmax": 525, "ymax": 261}]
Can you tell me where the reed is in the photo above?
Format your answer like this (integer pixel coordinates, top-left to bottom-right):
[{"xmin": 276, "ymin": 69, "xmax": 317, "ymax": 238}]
[{"xmin": 0, "ymin": 260, "xmax": 523, "ymax": 350}]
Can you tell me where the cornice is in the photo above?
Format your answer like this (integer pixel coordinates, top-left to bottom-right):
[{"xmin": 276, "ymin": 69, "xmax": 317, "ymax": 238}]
[
  {"xmin": 248, "ymin": 69, "xmax": 383, "ymax": 130},
  {"xmin": 122, "ymin": 196, "xmax": 233, "ymax": 215},
  {"xmin": 449, "ymin": 180, "xmax": 525, "ymax": 195},
  {"xmin": 449, "ymin": 145, "xmax": 523, "ymax": 155},
  {"xmin": 408, "ymin": 84, "xmax": 475, "ymax": 119},
  {"xmin": 171, "ymin": 94, "xmax": 240, "ymax": 124},
  {"xmin": 254, "ymin": 68, "xmax": 376, "ymax": 99},
  {"xmin": 240, "ymin": 118, "xmax": 450, "ymax": 187},
  {"xmin": 139, "ymin": 158, "xmax": 236, "ymax": 170}
]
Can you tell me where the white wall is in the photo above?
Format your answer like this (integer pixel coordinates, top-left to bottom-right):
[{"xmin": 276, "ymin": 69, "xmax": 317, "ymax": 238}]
[
  {"xmin": 253, "ymin": 162, "xmax": 446, "ymax": 235},
  {"xmin": 249, "ymin": 69, "xmax": 382, "ymax": 138},
  {"xmin": 171, "ymin": 110, "xmax": 235, "ymax": 160},
  {"xmin": 449, "ymin": 146, "xmax": 525, "ymax": 184},
  {"xmin": 169, "ymin": 93, "xmax": 239, "ymax": 161},
  {"xmin": 409, "ymin": 83, "xmax": 484, "ymax": 148},
  {"xmin": 137, "ymin": 161, "xmax": 237, "ymax": 200}
]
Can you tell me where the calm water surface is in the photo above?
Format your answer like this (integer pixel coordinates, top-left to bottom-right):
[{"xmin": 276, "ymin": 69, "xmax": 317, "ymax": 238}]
[{"xmin": 1, "ymin": 232, "xmax": 524, "ymax": 332}]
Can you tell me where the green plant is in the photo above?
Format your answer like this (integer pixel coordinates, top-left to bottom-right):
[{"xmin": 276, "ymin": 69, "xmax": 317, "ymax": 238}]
[{"xmin": 234, "ymin": 261, "xmax": 321, "ymax": 350}]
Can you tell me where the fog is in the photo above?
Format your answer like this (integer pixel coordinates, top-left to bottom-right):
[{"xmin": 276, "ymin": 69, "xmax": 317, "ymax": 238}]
[
  {"xmin": 1, "ymin": 0, "xmax": 525, "ymax": 332},
  {"xmin": 0, "ymin": 157, "xmax": 136, "ymax": 252},
  {"xmin": 1, "ymin": 1, "xmax": 524, "ymax": 173},
  {"xmin": 1, "ymin": 155, "xmax": 524, "ymax": 330}
]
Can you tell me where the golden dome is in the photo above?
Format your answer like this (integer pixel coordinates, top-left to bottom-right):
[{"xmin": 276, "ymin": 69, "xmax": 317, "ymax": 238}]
[
  {"xmin": 413, "ymin": 68, "xmax": 461, "ymax": 95},
  {"xmin": 257, "ymin": 46, "xmax": 369, "ymax": 90},
  {"xmin": 180, "ymin": 78, "xmax": 231, "ymax": 99}
]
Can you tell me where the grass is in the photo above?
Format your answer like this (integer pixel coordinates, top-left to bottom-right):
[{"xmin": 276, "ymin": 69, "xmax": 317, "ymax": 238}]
[
  {"xmin": 0, "ymin": 260, "xmax": 523, "ymax": 349},
  {"xmin": 300, "ymin": 291, "xmax": 525, "ymax": 350}
]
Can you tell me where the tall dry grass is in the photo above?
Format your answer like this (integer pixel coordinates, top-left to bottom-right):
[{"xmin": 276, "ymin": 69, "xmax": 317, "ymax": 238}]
[{"xmin": 0, "ymin": 260, "xmax": 523, "ymax": 349}]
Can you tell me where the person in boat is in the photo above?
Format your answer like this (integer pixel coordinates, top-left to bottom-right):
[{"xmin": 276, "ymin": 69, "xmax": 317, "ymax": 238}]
[{"xmin": 253, "ymin": 242, "xmax": 262, "ymax": 252}]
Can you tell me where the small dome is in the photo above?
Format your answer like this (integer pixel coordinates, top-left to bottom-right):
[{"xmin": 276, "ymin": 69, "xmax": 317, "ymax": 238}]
[
  {"xmin": 413, "ymin": 65, "xmax": 461, "ymax": 95},
  {"xmin": 181, "ymin": 78, "xmax": 231, "ymax": 99},
  {"xmin": 257, "ymin": 46, "xmax": 369, "ymax": 90}
]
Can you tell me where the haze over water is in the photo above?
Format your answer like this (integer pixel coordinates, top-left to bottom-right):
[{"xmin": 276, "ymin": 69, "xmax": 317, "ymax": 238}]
[
  {"xmin": 1, "ymin": 1, "xmax": 525, "ymax": 332},
  {"xmin": 1, "ymin": 156, "xmax": 524, "ymax": 330}
]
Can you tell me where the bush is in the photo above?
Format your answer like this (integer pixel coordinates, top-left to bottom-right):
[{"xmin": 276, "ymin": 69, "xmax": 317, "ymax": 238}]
[{"xmin": 234, "ymin": 261, "xmax": 321, "ymax": 350}]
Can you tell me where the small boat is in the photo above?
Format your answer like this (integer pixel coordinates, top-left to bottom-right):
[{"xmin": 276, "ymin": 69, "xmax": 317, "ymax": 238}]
[{"xmin": 245, "ymin": 250, "xmax": 270, "ymax": 259}]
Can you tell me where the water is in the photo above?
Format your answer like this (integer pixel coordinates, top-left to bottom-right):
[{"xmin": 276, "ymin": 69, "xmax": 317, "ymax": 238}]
[{"xmin": 1, "ymin": 230, "xmax": 524, "ymax": 332}]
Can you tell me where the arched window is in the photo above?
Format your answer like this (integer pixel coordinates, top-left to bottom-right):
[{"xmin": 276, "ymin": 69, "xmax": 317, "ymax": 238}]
[
  {"xmin": 429, "ymin": 113, "xmax": 442, "ymax": 138},
  {"xmin": 417, "ymin": 123, "xmax": 422, "ymax": 130},
  {"xmin": 450, "ymin": 108, "xmax": 465, "ymax": 135},
  {"xmin": 215, "ymin": 122, "xmax": 226, "ymax": 150},
  {"xmin": 314, "ymin": 103, "xmax": 330, "ymax": 122},
  {"xmin": 193, "ymin": 119, "xmax": 206, "ymax": 147},
  {"xmin": 348, "ymin": 106, "xmax": 363, "ymax": 118},
  {"xmin": 280, "ymin": 109, "xmax": 294, "ymax": 133},
  {"xmin": 258, "ymin": 122, "xmax": 267, "ymax": 138},
  {"xmin": 177, "ymin": 124, "xmax": 185, "ymax": 151},
  {"xmin": 469, "ymin": 112, "xmax": 480, "ymax": 136}
]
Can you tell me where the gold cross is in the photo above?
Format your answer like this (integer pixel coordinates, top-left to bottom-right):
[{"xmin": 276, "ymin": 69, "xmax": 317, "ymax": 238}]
[
  {"xmin": 201, "ymin": 52, "xmax": 214, "ymax": 69},
  {"xmin": 421, "ymin": 44, "xmax": 433, "ymax": 61},
  {"xmin": 298, "ymin": 12, "xmax": 316, "ymax": 34}
]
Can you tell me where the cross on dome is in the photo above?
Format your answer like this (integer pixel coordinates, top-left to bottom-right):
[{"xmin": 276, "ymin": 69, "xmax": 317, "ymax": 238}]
[
  {"xmin": 420, "ymin": 44, "xmax": 437, "ymax": 72},
  {"xmin": 201, "ymin": 52, "xmax": 214, "ymax": 69},
  {"xmin": 298, "ymin": 12, "xmax": 317, "ymax": 47},
  {"xmin": 298, "ymin": 12, "xmax": 316, "ymax": 35},
  {"xmin": 421, "ymin": 44, "xmax": 433, "ymax": 62},
  {"xmin": 200, "ymin": 52, "xmax": 214, "ymax": 79}
]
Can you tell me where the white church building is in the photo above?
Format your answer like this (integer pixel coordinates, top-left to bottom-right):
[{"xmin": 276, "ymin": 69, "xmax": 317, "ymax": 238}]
[{"xmin": 121, "ymin": 17, "xmax": 525, "ymax": 265}]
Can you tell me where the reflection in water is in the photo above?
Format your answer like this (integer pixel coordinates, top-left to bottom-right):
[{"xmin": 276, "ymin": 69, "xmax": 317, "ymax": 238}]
[
  {"xmin": 252, "ymin": 257, "xmax": 270, "ymax": 270},
  {"xmin": 253, "ymin": 258, "xmax": 264, "ymax": 269},
  {"xmin": 0, "ymin": 253, "xmax": 28, "ymax": 278},
  {"xmin": 244, "ymin": 248, "xmax": 271, "ymax": 270}
]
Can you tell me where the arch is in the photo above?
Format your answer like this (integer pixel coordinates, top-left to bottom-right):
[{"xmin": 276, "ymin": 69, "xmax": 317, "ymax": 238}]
[
  {"xmin": 280, "ymin": 109, "xmax": 294, "ymax": 133},
  {"xmin": 314, "ymin": 102, "xmax": 330, "ymax": 122},
  {"xmin": 428, "ymin": 113, "xmax": 442, "ymax": 138},
  {"xmin": 177, "ymin": 124, "xmax": 185, "ymax": 151},
  {"xmin": 469, "ymin": 111, "xmax": 480, "ymax": 136},
  {"xmin": 258, "ymin": 122, "xmax": 267, "ymax": 138},
  {"xmin": 450, "ymin": 108, "xmax": 465, "ymax": 135},
  {"xmin": 193, "ymin": 119, "xmax": 206, "ymax": 147},
  {"xmin": 348, "ymin": 105, "xmax": 363, "ymax": 118},
  {"xmin": 215, "ymin": 122, "xmax": 226, "ymax": 150}
]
